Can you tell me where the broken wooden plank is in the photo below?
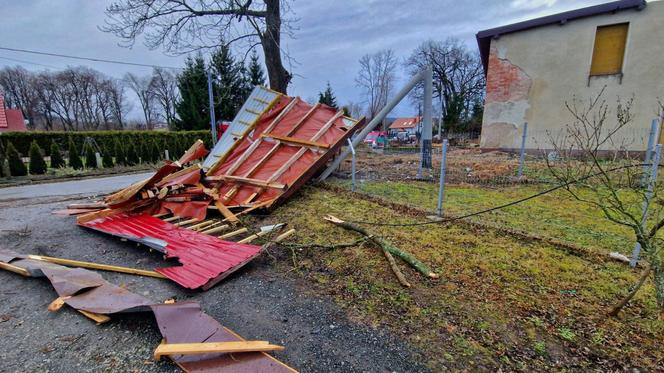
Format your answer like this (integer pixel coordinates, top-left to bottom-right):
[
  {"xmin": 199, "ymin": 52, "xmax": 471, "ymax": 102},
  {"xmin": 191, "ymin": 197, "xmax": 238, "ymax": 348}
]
[
  {"xmin": 0, "ymin": 261, "xmax": 30, "ymax": 276},
  {"xmin": 162, "ymin": 216, "xmax": 181, "ymax": 222},
  {"xmin": 173, "ymin": 218, "xmax": 201, "ymax": 227},
  {"xmin": 205, "ymin": 175, "xmax": 287, "ymax": 190},
  {"xmin": 78, "ymin": 310, "xmax": 111, "ymax": 324},
  {"xmin": 187, "ymin": 220, "xmax": 218, "ymax": 231},
  {"xmin": 214, "ymin": 200, "xmax": 240, "ymax": 223},
  {"xmin": 260, "ymin": 133, "xmax": 330, "ymax": 149},
  {"xmin": 26, "ymin": 255, "xmax": 167, "ymax": 279},
  {"xmin": 154, "ymin": 341, "xmax": 284, "ymax": 361}
]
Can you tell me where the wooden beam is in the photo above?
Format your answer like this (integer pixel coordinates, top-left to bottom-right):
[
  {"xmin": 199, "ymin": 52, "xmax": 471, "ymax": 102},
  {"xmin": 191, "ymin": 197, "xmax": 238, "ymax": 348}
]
[
  {"xmin": 219, "ymin": 227, "xmax": 248, "ymax": 239},
  {"xmin": 200, "ymin": 224, "xmax": 230, "ymax": 235},
  {"xmin": 154, "ymin": 341, "xmax": 284, "ymax": 361},
  {"xmin": 173, "ymin": 218, "xmax": 201, "ymax": 227},
  {"xmin": 206, "ymin": 175, "xmax": 287, "ymax": 190},
  {"xmin": 162, "ymin": 215, "xmax": 181, "ymax": 223},
  {"xmin": 260, "ymin": 133, "xmax": 330, "ymax": 149},
  {"xmin": 187, "ymin": 220, "xmax": 218, "ymax": 231},
  {"xmin": 26, "ymin": 255, "xmax": 167, "ymax": 279},
  {"xmin": 78, "ymin": 310, "xmax": 111, "ymax": 324},
  {"xmin": 0, "ymin": 261, "xmax": 30, "ymax": 276},
  {"xmin": 214, "ymin": 200, "xmax": 239, "ymax": 223}
]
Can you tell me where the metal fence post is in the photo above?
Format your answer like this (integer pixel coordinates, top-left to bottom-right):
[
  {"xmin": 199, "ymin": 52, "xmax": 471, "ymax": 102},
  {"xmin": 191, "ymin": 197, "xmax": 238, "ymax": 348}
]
[
  {"xmin": 207, "ymin": 70, "xmax": 217, "ymax": 146},
  {"xmin": 347, "ymin": 138, "xmax": 356, "ymax": 192},
  {"xmin": 631, "ymin": 143, "xmax": 662, "ymax": 267},
  {"xmin": 436, "ymin": 139, "xmax": 448, "ymax": 217},
  {"xmin": 641, "ymin": 118, "xmax": 659, "ymax": 185},
  {"xmin": 517, "ymin": 122, "xmax": 528, "ymax": 178}
]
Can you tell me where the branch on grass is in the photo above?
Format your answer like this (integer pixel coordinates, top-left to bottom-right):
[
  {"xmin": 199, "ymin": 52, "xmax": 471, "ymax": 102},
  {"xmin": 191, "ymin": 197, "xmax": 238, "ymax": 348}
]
[
  {"xmin": 608, "ymin": 264, "xmax": 652, "ymax": 317},
  {"xmin": 324, "ymin": 215, "xmax": 439, "ymax": 279}
]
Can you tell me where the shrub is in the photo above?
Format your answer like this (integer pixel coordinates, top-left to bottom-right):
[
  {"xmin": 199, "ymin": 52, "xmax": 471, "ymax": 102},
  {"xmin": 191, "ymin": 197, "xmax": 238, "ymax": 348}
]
[
  {"xmin": 150, "ymin": 139, "xmax": 161, "ymax": 163},
  {"xmin": 6, "ymin": 142, "xmax": 27, "ymax": 176},
  {"xmin": 126, "ymin": 143, "xmax": 139, "ymax": 166},
  {"xmin": 84, "ymin": 142, "xmax": 97, "ymax": 169},
  {"xmin": 49, "ymin": 140, "xmax": 65, "ymax": 168},
  {"xmin": 113, "ymin": 139, "xmax": 126, "ymax": 166},
  {"xmin": 0, "ymin": 130, "xmax": 210, "ymax": 156},
  {"xmin": 68, "ymin": 138, "xmax": 83, "ymax": 170},
  {"xmin": 28, "ymin": 141, "xmax": 47, "ymax": 175},
  {"xmin": 102, "ymin": 144, "xmax": 114, "ymax": 168}
]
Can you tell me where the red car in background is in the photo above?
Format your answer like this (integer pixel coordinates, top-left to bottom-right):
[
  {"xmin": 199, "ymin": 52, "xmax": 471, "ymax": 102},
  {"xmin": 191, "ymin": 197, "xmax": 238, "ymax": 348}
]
[{"xmin": 363, "ymin": 131, "xmax": 388, "ymax": 148}]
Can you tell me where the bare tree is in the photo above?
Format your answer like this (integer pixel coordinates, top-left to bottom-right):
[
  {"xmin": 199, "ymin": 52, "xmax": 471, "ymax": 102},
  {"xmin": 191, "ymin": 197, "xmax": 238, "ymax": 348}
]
[
  {"xmin": 404, "ymin": 38, "xmax": 485, "ymax": 130},
  {"xmin": 150, "ymin": 67, "xmax": 179, "ymax": 126},
  {"xmin": 125, "ymin": 72, "xmax": 159, "ymax": 129},
  {"xmin": 102, "ymin": 0, "xmax": 293, "ymax": 93},
  {"xmin": 355, "ymin": 49, "xmax": 398, "ymax": 120},
  {"xmin": 546, "ymin": 89, "xmax": 664, "ymax": 318},
  {"xmin": 0, "ymin": 66, "xmax": 38, "ymax": 129},
  {"xmin": 108, "ymin": 78, "xmax": 130, "ymax": 129}
]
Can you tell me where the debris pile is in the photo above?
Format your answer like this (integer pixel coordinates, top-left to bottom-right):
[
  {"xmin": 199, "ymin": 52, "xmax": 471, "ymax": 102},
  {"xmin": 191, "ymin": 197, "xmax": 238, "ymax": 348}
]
[{"xmin": 66, "ymin": 86, "xmax": 362, "ymax": 291}]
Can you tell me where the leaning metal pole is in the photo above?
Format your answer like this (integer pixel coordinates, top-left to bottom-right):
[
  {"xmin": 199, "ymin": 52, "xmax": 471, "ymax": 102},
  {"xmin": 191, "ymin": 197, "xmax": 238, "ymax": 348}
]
[
  {"xmin": 318, "ymin": 67, "xmax": 431, "ymax": 182},
  {"xmin": 417, "ymin": 66, "xmax": 433, "ymax": 178},
  {"xmin": 207, "ymin": 70, "xmax": 217, "ymax": 146}
]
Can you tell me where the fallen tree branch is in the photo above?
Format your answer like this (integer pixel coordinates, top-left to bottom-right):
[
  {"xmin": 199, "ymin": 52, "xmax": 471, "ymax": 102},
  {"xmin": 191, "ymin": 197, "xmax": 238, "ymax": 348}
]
[
  {"xmin": 382, "ymin": 250, "xmax": 411, "ymax": 287},
  {"xmin": 324, "ymin": 215, "xmax": 439, "ymax": 279}
]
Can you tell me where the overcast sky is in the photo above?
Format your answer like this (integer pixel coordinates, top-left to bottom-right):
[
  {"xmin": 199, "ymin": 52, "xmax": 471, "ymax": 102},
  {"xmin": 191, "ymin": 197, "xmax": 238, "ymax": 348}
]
[{"xmin": 0, "ymin": 0, "xmax": 610, "ymax": 119}]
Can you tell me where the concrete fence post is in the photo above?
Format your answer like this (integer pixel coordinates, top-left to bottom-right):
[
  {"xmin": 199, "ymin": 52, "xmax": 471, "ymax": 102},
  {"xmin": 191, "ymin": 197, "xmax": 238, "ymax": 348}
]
[
  {"xmin": 436, "ymin": 139, "xmax": 449, "ymax": 217},
  {"xmin": 347, "ymin": 138, "xmax": 356, "ymax": 192},
  {"xmin": 517, "ymin": 122, "xmax": 528, "ymax": 178},
  {"xmin": 95, "ymin": 152, "xmax": 102, "ymax": 168},
  {"xmin": 631, "ymin": 143, "xmax": 662, "ymax": 267},
  {"xmin": 164, "ymin": 149, "xmax": 170, "ymax": 160},
  {"xmin": 641, "ymin": 118, "xmax": 659, "ymax": 186}
]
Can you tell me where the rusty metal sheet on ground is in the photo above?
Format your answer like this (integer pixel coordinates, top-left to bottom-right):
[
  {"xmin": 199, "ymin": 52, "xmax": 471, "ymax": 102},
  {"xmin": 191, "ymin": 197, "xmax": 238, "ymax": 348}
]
[{"xmin": 0, "ymin": 248, "xmax": 297, "ymax": 373}]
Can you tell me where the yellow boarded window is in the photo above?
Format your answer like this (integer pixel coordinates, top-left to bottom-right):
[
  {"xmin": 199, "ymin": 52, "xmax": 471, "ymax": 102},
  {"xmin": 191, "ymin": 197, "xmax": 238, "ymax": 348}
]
[{"xmin": 590, "ymin": 23, "xmax": 628, "ymax": 76}]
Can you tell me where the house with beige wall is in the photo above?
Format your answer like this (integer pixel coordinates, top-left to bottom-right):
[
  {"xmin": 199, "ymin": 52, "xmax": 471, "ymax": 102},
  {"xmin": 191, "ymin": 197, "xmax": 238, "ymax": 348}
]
[{"xmin": 476, "ymin": 0, "xmax": 664, "ymax": 153}]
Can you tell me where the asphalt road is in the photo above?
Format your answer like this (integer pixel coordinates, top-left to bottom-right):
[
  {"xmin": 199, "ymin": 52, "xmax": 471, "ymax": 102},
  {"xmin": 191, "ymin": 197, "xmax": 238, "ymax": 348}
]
[
  {"xmin": 0, "ymin": 175, "xmax": 428, "ymax": 372},
  {"xmin": 0, "ymin": 172, "xmax": 154, "ymax": 200}
]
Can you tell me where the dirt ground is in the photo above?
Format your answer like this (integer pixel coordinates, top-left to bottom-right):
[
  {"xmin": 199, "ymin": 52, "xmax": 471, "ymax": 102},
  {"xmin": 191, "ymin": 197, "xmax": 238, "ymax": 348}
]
[{"xmin": 0, "ymin": 194, "xmax": 429, "ymax": 372}]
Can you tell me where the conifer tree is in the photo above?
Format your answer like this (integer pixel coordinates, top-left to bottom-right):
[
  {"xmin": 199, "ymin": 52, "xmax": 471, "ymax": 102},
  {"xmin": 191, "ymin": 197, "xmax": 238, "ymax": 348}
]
[
  {"xmin": 6, "ymin": 142, "xmax": 27, "ymax": 176},
  {"xmin": 175, "ymin": 53, "xmax": 209, "ymax": 130},
  {"xmin": 113, "ymin": 139, "xmax": 126, "ymax": 166},
  {"xmin": 28, "ymin": 141, "xmax": 47, "ymax": 175},
  {"xmin": 126, "ymin": 143, "xmax": 139, "ymax": 166},
  {"xmin": 211, "ymin": 44, "xmax": 246, "ymax": 120},
  {"xmin": 247, "ymin": 49, "xmax": 266, "ymax": 87},
  {"xmin": 102, "ymin": 144, "xmax": 114, "ymax": 168},
  {"xmin": 84, "ymin": 142, "xmax": 97, "ymax": 169},
  {"xmin": 68, "ymin": 138, "xmax": 83, "ymax": 170},
  {"xmin": 318, "ymin": 82, "xmax": 338, "ymax": 109},
  {"xmin": 49, "ymin": 141, "xmax": 65, "ymax": 168}
]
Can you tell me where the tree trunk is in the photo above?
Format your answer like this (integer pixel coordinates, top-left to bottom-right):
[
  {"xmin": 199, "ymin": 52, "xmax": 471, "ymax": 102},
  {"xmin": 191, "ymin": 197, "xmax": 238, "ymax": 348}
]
[{"xmin": 262, "ymin": 0, "xmax": 290, "ymax": 94}]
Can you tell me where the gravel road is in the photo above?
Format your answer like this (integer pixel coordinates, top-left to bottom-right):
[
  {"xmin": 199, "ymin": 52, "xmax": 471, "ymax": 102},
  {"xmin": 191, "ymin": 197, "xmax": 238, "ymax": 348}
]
[{"xmin": 0, "ymin": 187, "xmax": 428, "ymax": 372}]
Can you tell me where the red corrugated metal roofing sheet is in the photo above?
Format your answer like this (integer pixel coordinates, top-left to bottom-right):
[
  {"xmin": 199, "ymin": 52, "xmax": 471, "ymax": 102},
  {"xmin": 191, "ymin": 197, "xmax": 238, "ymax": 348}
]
[
  {"xmin": 79, "ymin": 213, "xmax": 263, "ymax": 289},
  {"xmin": 209, "ymin": 98, "xmax": 359, "ymax": 207}
]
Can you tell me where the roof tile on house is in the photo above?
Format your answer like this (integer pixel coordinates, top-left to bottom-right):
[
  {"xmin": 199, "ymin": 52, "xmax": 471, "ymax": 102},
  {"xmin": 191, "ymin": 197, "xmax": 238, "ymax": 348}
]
[
  {"xmin": 389, "ymin": 116, "xmax": 421, "ymax": 130},
  {"xmin": 0, "ymin": 95, "xmax": 27, "ymax": 132}
]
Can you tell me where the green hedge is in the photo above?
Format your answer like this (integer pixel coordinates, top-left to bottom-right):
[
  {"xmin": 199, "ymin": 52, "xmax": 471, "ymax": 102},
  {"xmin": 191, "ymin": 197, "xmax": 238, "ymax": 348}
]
[{"xmin": 0, "ymin": 130, "xmax": 212, "ymax": 157}]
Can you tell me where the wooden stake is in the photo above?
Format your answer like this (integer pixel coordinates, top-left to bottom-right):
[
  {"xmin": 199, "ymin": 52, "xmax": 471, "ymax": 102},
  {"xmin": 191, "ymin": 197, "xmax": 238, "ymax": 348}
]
[
  {"xmin": 26, "ymin": 255, "xmax": 167, "ymax": 279},
  {"xmin": 219, "ymin": 227, "xmax": 249, "ymax": 239},
  {"xmin": 154, "ymin": 341, "xmax": 284, "ymax": 361}
]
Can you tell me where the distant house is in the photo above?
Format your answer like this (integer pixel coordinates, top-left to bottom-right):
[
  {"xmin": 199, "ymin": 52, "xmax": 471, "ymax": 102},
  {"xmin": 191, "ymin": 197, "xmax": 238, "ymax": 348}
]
[
  {"xmin": 0, "ymin": 95, "xmax": 27, "ymax": 132},
  {"xmin": 389, "ymin": 116, "xmax": 421, "ymax": 136},
  {"xmin": 476, "ymin": 0, "xmax": 663, "ymax": 152}
]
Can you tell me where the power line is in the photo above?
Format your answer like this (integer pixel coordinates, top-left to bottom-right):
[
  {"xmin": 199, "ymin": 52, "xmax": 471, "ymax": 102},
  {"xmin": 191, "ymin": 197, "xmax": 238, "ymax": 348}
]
[
  {"xmin": 342, "ymin": 163, "xmax": 649, "ymax": 227},
  {"xmin": 0, "ymin": 46, "xmax": 183, "ymax": 70},
  {"xmin": 0, "ymin": 55, "xmax": 61, "ymax": 69}
]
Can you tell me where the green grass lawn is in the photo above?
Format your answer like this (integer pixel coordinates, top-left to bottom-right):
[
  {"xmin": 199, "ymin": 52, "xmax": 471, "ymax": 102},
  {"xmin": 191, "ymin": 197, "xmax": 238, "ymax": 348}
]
[
  {"xmin": 331, "ymin": 179, "xmax": 637, "ymax": 255},
  {"xmin": 261, "ymin": 186, "xmax": 662, "ymax": 371}
]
